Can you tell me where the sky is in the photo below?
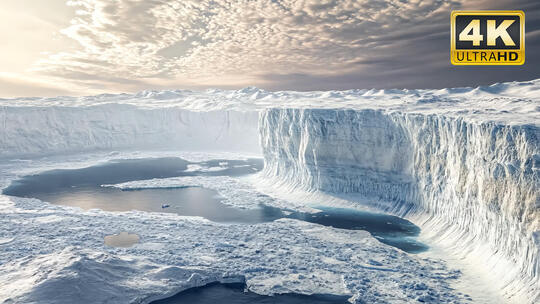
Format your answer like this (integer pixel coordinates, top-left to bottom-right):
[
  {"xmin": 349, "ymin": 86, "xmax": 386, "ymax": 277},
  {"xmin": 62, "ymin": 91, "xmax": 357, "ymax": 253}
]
[{"xmin": 1, "ymin": 0, "xmax": 539, "ymax": 98}]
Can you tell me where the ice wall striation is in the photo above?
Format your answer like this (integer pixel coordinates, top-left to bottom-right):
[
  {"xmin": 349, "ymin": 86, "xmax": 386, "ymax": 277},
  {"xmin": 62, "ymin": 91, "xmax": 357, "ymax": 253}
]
[
  {"xmin": 260, "ymin": 108, "xmax": 539, "ymax": 302},
  {"xmin": 0, "ymin": 104, "xmax": 260, "ymax": 158}
]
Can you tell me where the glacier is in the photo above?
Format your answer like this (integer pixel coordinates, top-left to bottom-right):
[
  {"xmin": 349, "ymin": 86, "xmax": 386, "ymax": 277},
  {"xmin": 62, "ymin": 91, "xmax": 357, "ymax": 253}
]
[{"xmin": 0, "ymin": 80, "xmax": 538, "ymax": 303}]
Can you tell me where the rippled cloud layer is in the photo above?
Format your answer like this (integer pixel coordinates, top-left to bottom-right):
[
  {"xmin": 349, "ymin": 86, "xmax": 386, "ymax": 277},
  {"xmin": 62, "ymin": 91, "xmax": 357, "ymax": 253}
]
[{"xmin": 3, "ymin": 0, "xmax": 540, "ymax": 96}]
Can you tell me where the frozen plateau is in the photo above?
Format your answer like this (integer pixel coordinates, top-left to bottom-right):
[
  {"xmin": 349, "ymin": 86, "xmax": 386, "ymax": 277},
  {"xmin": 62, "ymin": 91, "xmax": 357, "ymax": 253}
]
[{"xmin": 0, "ymin": 79, "xmax": 539, "ymax": 303}]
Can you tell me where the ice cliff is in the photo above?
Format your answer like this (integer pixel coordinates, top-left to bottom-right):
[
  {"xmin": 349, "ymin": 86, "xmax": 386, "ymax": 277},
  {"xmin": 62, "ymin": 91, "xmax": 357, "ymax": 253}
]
[
  {"xmin": 259, "ymin": 108, "xmax": 539, "ymax": 301},
  {"xmin": 0, "ymin": 80, "xmax": 539, "ymax": 302},
  {"xmin": 0, "ymin": 106, "xmax": 260, "ymax": 158}
]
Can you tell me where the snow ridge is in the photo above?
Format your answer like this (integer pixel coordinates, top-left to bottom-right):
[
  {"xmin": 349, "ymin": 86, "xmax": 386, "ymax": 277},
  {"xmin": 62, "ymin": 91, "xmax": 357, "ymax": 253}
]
[{"xmin": 259, "ymin": 108, "xmax": 540, "ymax": 302}]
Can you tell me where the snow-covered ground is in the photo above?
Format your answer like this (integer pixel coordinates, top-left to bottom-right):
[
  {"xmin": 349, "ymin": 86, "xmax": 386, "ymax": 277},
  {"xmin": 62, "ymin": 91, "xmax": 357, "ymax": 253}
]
[{"xmin": 0, "ymin": 79, "xmax": 539, "ymax": 303}]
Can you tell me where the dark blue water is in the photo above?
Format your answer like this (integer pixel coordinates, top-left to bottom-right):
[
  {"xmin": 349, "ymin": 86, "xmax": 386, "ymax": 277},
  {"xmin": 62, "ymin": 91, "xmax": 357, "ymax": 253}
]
[
  {"xmin": 289, "ymin": 207, "xmax": 426, "ymax": 253},
  {"xmin": 3, "ymin": 157, "xmax": 427, "ymax": 253},
  {"xmin": 151, "ymin": 282, "xmax": 350, "ymax": 304}
]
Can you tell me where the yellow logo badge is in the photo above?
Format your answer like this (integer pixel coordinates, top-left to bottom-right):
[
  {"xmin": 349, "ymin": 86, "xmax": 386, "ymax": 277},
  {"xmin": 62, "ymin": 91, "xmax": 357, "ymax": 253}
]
[{"xmin": 451, "ymin": 11, "xmax": 525, "ymax": 65}]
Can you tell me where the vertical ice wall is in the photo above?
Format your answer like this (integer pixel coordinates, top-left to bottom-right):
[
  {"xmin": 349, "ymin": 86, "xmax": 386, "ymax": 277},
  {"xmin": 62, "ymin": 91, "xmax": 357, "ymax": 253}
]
[
  {"xmin": 259, "ymin": 108, "xmax": 539, "ymax": 302},
  {"xmin": 0, "ymin": 104, "xmax": 260, "ymax": 158}
]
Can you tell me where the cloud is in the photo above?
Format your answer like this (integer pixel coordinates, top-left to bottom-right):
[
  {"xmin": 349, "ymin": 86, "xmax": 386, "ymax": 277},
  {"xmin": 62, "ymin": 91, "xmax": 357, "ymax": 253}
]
[
  {"xmin": 29, "ymin": 0, "xmax": 540, "ymax": 93},
  {"xmin": 0, "ymin": 73, "xmax": 78, "ymax": 98}
]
